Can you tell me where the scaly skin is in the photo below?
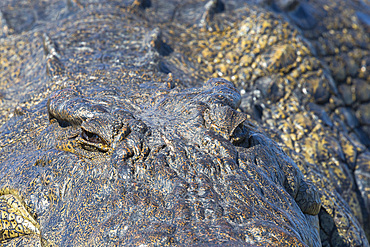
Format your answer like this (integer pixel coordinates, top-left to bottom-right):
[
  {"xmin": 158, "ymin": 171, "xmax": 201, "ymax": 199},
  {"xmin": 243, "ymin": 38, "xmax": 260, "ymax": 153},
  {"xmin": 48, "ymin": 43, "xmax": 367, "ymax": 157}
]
[
  {"xmin": 0, "ymin": 0, "xmax": 368, "ymax": 246},
  {"xmin": 157, "ymin": 0, "xmax": 370, "ymax": 245}
]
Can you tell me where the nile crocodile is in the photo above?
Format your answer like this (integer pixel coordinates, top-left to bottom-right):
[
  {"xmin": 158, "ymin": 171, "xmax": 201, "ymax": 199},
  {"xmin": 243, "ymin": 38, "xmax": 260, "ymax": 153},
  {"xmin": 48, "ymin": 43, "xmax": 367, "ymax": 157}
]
[{"xmin": 0, "ymin": 0, "xmax": 369, "ymax": 246}]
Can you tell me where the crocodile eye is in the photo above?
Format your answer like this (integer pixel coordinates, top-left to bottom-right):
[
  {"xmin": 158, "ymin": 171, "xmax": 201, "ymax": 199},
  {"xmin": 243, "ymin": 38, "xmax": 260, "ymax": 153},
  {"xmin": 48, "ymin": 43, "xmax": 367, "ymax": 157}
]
[
  {"xmin": 81, "ymin": 129, "xmax": 105, "ymax": 145},
  {"xmin": 230, "ymin": 123, "xmax": 248, "ymax": 144}
]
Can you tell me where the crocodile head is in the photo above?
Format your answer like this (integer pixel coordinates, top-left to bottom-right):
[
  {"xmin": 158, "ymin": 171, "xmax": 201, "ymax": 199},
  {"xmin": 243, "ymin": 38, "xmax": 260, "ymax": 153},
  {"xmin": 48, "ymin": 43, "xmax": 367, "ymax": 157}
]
[
  {"xmin": 0, "ymin": 1, "xmax": 321, "ymax": 245},
  {"xmin": 19, "ymin": 72, "xmax": 319, "ymax": 245}
]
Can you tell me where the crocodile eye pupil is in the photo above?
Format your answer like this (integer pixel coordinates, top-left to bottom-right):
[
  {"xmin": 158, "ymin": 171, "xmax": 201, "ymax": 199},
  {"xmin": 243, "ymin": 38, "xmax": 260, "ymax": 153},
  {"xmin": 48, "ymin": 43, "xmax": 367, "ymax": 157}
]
[{"xmin": 81, "ymin": 130, "xmax": 103, "ymax": 144}]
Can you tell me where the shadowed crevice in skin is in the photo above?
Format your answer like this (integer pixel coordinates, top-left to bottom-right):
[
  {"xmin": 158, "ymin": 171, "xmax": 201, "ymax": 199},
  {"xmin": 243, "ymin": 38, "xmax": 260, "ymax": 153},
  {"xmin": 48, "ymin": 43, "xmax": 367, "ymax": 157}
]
[
  {"xmin": 42, "ymin": 34, "xmax": 66, "ymax": 78},
  {"xmin": 199, "ymin": 0, "xmax": 225, "ymax": 29},
  {"xmin": 319, "ymin": 208, "xmax": 349, "ymax": 247},
  {"xmin": 132, "ymin": 0, "xmax": 152, "ymax": 10},
  {"xmin": 142, "ymin": 28, "xmax": 173, "ymax": 57},
  {"xmin": 356, "ymin": 11, "xmax": 370, "ymax": 30},
  {"xmin": 258, "ymin": 0, "xmax": 318, "ymax": 29},
  {"xmin": 0, "ymin": 10, "xmax": 12, "ymax": 37}
]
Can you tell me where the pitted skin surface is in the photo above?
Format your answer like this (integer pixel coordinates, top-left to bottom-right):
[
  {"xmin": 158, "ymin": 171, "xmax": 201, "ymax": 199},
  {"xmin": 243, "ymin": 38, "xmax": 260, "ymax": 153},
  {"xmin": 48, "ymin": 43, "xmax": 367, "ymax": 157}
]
[
  {"xmin": 0, "ymin": 0, "xmax": 368, "ymax": 246},
  {"xmin": 290, "ymin": 0, "xmax": 370, "ymax": 136}
]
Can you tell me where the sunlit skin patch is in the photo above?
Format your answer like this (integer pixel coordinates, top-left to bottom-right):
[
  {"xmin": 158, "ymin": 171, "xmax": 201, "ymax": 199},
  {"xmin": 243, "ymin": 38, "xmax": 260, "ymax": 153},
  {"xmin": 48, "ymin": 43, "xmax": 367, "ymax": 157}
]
[{"xmin": 0, "ymin": 188, "xmax": 40, "ymax": 241}]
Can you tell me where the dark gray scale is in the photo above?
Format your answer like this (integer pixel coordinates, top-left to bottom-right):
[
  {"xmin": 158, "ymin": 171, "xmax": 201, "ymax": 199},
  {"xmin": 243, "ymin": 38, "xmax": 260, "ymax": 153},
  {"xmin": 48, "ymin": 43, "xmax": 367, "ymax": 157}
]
[
  {"xmin": 43, "ymin": 34, "xmax": 65, "ymax": 78},
  {"xmin": 264, "ymin": 0, "xmax": 318, "ymax": 29},
  {"xmin": 0, "ymin": 10, "xmax": 11, "ymax": 37}
]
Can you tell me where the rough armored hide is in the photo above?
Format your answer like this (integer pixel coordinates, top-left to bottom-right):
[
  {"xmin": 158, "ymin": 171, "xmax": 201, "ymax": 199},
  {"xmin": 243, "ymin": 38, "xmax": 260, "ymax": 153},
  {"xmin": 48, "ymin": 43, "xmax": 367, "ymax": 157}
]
[
  {"xmin": 160, "ymin": 0, "xmax": 370, "ymax": 245},
  {"xmin": 0, "ymin": 0, "xmax": 369, "ymax": 246}
]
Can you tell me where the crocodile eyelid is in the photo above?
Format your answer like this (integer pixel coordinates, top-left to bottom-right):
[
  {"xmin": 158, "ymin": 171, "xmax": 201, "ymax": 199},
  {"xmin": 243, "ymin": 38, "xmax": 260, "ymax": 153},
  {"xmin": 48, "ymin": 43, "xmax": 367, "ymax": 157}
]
[
  {"xmin": 81, "ymin": 129, "xmax": 106, "ymax": 145},
  {"xmin": 77, "ymin": 131, "xmax": 110, "ymax": 153}
]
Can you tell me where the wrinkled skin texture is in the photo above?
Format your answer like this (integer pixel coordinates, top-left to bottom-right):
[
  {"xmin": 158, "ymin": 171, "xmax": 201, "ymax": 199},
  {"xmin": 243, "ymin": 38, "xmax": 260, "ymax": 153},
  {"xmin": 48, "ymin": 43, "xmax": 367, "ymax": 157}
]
[{"xmin": 0, "ymin": 0, "xmax": 368, "ymax": 246}]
